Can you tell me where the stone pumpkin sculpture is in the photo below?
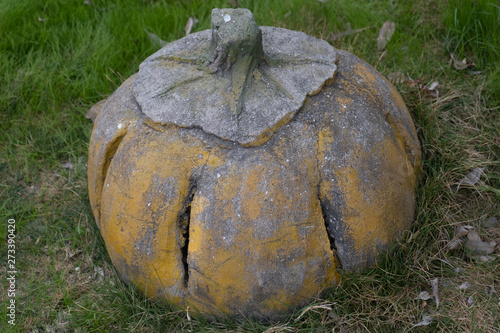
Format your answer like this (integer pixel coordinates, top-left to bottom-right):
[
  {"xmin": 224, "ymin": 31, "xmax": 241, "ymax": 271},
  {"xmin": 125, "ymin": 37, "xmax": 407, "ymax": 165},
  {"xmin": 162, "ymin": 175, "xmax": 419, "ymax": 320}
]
[{"xmin": 88, "ymin": 8, "xmax": 421, "ymax": 320}]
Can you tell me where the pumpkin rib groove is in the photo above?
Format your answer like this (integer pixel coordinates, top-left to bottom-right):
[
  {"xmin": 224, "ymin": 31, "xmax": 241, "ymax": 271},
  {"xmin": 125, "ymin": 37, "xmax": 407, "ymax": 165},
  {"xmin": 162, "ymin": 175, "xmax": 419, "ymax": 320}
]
[{"xmin": 95, "ymin": 130, "xmax": 127, "ymax": 222}]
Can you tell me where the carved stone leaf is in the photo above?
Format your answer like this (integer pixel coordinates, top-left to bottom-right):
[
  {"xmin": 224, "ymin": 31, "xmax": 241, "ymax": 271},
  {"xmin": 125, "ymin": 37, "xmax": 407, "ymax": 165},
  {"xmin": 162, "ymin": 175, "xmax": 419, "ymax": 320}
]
[{"xmin": 132, "ymin": 24, "xmax": 337, "ymax": 146}]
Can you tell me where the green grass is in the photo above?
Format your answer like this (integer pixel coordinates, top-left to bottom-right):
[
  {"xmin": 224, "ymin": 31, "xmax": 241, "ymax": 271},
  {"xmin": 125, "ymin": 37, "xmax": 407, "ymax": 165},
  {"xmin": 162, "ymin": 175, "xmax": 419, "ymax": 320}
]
[
  {"xmin": 445, "ymin": 0, "xmax": 500, "ymax": 68},
  {"xmin": 1, "ymin": 0, "xmax": 499, "ymax": 331}
]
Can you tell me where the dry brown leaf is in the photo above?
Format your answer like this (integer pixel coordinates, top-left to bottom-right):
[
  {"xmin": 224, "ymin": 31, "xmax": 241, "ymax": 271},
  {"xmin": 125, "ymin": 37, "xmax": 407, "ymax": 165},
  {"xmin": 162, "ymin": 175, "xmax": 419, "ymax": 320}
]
[
  {"xmin": 458, "ymin": 282, "xmax": 471, "ymax": 290},
  {"xmin": 476, "ymin": 255, "xmax": 496, "ymax": 262},
  {"xmin": 185, "ymin": 17, "xmax": 198, "ymax": 36},
  {"xmin": 227, "ymin": 0, "xmax": 241, "ymax": 8},
  {"xmin": 328, "ymin": 310, "xmax": 340, "ymax": 320},
  {"xmin": 377, "ymin": 21, "xmax": 395, "ymax": 51},
  {"xmin": 457, "ymin": 167, "xmax": 485, "ymax": 190},
  {"xmin": 448, "ymin": 238, "xmax": 463, "ymax": 250},
  {"xmin": 418, "ymin": 291, "xmax": 433, "ymax": 300},
  {"xmin": 427, "ymin": 81, "xmax": 439, "ymax": 98},
  {"xmin": 144, "ymin": 29, "xmax": 167, "ymax": 48},
  {"xmin": 62, "ymin": 162, "xmax": 75, "ymax": 170},
  {"xmin": 455, "ymin": 225, "xmax": 474, "ymax": 237},
  {"xmin": 449, "ymin": 225, "xmax": 475, "ymax": 250},
  {"xmin": 431, "ymin": 278, "xmax": 439, "ymax": 309},
  {"xmin": 86, "ymin": 98, "xmax": 107, "ymax": 122},
  {"xmin": 330, "ymin": 23, "xmax": 372, "ymax": 41},
  {"xmin": 486, "ymin": 285, "xmax": 496, "ymax": 296},
  {"xmin": 94, "ymin": 266, "xmax": 104, "ymax": 282},
  {"xmin": 387, "ymin": 71, "xmax": 406, "ymax": 84},
  {"xmin": 450, "ymin": 53, "xmax": 475, "ymax": 70},
  {"xmin": 483, "ymin": 217, "xmax": 498, "ymax": 229},
  {"xmin": 465, "ymin": 229, "xmax": 496, "ymax": 255},
  {"xmin": 412, "ymin": 315, "xmax": 434, "ymax": 328}
]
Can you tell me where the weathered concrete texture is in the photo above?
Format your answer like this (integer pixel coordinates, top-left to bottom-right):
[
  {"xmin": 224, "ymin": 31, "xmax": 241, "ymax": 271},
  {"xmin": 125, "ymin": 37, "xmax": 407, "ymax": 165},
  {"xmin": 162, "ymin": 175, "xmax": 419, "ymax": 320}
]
[
  {"xmin": 88, "ymin": 47, "xmax": 421, "ymax": 320},
  {"xmin": 88, "ymin": 74, "xmax": 141, "ymax": 228},
  {"xmin": 132, "ymin": 9, "xmax": 337, "ymax": 147}
]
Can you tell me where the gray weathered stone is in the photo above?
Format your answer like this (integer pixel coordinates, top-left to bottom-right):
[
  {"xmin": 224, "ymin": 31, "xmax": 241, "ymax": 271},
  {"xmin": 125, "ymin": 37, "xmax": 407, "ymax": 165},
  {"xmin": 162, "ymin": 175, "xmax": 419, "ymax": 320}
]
[
  {"xmin": 88, "ymin": 8, "xmax": 421, "ymax": 321},
  {"xmin": 132, "ymin": 8, "xmax": 337, "ymax": 147}
]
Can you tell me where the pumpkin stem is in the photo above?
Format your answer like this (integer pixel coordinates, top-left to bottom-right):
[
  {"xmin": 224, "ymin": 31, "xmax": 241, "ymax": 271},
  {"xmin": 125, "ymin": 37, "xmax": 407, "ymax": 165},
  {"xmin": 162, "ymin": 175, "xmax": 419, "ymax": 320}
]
[
  {"xmin": 209, "ymin": 8, "xmax": 264, "ymax": 118},
  {"xmin": 209, "ymin": 8, "xmax": 263, "ymax": 73}
]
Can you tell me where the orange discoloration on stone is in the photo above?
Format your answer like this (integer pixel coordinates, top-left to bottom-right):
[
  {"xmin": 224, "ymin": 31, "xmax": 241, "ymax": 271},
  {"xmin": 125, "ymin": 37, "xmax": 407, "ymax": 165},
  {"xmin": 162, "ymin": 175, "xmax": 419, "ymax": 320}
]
[
  {"xmin": 353, "ymin": 62, "xmax": 377, "ymax": 88},
  {"xmin": 335, "ymin": 137, "xmax": 415, "ymax": 259},
  {"xmin": 88, "ymin": 47, "xmax": 421, "ymax": 320},
  {"xmin": 335, "ymin": 96, "xmax": 353, "ymax": 112},
  {"xmin": 98, "ymin": 125, "xmax": 210, "ymax": 304},
  {"xmin": 318, "ymin": 127, "xmax": 335, "ymax": 159}
]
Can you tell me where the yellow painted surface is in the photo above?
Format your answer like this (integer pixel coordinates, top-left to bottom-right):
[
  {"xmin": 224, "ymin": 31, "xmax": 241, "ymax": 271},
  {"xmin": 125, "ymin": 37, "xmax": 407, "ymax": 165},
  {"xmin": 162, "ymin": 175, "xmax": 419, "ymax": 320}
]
[
  {"xmin": 88, "ymin": 50, "xmax": 421, "ymax": 319},
  {"xmin": 92, "ymin": 120, "xmax": 341, "ymax": 317}
]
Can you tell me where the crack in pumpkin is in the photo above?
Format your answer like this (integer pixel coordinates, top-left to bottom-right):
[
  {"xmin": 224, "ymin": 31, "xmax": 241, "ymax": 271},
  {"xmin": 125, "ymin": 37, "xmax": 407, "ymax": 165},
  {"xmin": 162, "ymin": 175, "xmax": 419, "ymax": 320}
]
[{"xmin": 178, "ymin": 181, "xmax": 197, "ymax": 288}]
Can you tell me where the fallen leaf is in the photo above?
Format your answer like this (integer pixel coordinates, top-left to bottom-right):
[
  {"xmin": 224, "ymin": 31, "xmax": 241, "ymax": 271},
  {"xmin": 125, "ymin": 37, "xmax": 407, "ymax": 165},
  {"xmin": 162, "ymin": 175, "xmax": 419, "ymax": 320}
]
[
  {"xmin": 62, "ymin": 162, "xmax": 74, "ymax": 170},
  {"xmin": 431, "ymin": 278, "xmax": 439, "ymax": 309},
  {"xmin": 227, "ymin": 0, "xmax": 241, "ymax": 7},
  {"xmin": 457, "ymin": 167, "xmax": 485, "ymax": 190},
  {"xmin": 377, "ymin": 21, "xmax": 395, "ymax": 51},
  {"xmin": 418, "ymin": 291, "xmax": 434, "ymax": 301},
  {"xmin": 38, "ymin": 16, "xmax": 47, "ymax": 22},
  {"xmin": 476, "ymin": 255, "xmax": 496, "ymax": 262},
  {"xmin": 144, "ymin": 28, "xmax": 167, "ymax": 48},
  {"xmin": 427, "ymin": 81, "xmax": 439, "ymax": 98},
  {"xmin": 482, "ymin": 217, "xmax": 498, "ymax": 229},
  {"xmin": 448, "ymin": 238, "xmax": 463, "ymax": 250},
  {"xmin": 453, "ymin": 57, "xmax": 468, "ymax": 70},
  {"xmin": 330, "ymin": 23, "xmax": 372, "ymax": 41},
  {"xmin": 485, "ymin": 285, "xmax": 496, "ymax": 296},
  {"xmin": 83, "ymin": 0, "xmax": 92, "ymax": 5},
  {"xmin": 465, "ymin": 229, "xmax": 496, "ymax": 255},
  {"xmin": 455, "ymin": 225, "xmax": 474, "ymax": 237},
  {"xmin": 450, "ymin": 53, "xmax": 474, "ymax": 70},
  {"xmin": 458, "ymin": 282, "xmax": 471, "ymax": 290},
  {"xmin": 387, "ymin": 71, "xmax": 406, "ymax": 84},
  {"xmin": 64, "ymin": 247, "xmax": 80, "ymax": 260},
  {"xmin": 412, "ymin": 315, "xmax": 434, "ymax": 328},
  {"xmin": 328, "ymin": 310, "xmax": 340, "ymax": 320},
  {"xmin": 86, "ymin": 98, "xmax": 107, "ymax": 122},
  {"xmin": 185, "ymin": 17, "xmax": 198, "ymax": 36},
  {"xmin": 94, "ymin": 266, "xmax": 104, "ymax": 282},
  {"xmin": 405, "ymin": 76, "xmax": 441, "ymax": 100}
]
